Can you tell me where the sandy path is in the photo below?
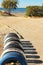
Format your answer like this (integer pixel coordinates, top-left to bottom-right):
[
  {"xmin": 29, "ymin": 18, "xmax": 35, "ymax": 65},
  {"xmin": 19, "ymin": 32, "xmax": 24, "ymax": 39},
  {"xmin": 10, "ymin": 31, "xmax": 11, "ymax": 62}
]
[{"xmin": 0, "ymin": 16, "xmax": 43, "ymax": 65}]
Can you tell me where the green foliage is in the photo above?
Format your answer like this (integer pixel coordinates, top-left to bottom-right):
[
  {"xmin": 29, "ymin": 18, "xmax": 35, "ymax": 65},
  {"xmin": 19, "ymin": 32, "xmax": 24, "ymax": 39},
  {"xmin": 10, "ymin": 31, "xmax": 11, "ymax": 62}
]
[
  {"xmin": 42, "ymin": 3, "xmax": 43, "ymax": 9},
  {"xmin": 26, "ymin": 6, "xmax": 43, "ymax": 17},
  {"xmin": 2, "ymin": 0, "xmax": 18, "ymax": 15}
]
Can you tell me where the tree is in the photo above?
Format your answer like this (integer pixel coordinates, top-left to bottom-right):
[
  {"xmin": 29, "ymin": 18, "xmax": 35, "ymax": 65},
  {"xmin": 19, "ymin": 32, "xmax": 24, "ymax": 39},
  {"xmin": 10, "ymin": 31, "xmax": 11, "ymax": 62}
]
[
  {"xmin": 42, "ymin": 3, "xmax": 43, "ymax": 9},
  {"xmin": 26, "ymin": 6, "xmax": 38, "ymax": 16},
  {"xmin": 2, "ymin": 0, "xmax": 18, "ymax": 15}
]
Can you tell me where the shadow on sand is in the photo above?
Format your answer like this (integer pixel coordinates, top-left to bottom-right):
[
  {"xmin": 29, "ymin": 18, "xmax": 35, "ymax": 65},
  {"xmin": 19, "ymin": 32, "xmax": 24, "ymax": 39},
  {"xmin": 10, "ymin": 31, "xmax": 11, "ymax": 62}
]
[{"xmin": 21, "ymin": 41, "xmax": 43, "ymax": 64}]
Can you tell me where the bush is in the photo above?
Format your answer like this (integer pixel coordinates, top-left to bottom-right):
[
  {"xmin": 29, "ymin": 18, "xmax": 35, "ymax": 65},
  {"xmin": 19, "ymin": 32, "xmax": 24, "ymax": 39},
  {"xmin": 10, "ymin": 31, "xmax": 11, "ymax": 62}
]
[{"xmin": 26, "ymin": 6, "xmax": 43, "ymax": 17}]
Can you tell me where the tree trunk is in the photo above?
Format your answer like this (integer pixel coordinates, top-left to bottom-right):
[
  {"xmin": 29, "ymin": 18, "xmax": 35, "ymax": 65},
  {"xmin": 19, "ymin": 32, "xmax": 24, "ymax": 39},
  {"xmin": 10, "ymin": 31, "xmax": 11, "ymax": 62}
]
[
  {"xmin": 8, "ymin": 8, "xmax": 12, "ymax": 16},
  {"xmin": 8, "ymin": 12, "xmax": 12, "ymax": 16}
]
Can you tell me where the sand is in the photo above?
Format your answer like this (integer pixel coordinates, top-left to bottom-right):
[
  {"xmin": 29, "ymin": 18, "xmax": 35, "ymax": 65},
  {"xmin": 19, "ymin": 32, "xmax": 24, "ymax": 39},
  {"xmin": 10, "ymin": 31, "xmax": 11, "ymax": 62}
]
[{"xmin": 0, "ymin": 16, "xmax": 43, "ymax": 65}]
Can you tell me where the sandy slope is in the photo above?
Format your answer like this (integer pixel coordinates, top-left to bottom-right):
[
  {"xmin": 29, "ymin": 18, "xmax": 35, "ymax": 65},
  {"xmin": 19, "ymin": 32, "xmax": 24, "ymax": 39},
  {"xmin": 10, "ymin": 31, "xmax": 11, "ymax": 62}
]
[{"xmin": 0, "ymin": 16, "xmax": 43, "ymax": 65}]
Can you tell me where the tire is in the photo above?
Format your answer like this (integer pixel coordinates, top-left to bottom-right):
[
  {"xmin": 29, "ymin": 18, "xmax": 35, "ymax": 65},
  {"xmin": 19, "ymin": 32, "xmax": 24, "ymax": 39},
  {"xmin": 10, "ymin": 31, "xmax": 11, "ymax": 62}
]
[
  {"xmin": 4, "ymin": 33, "xmax": 19, "ymax": 41},
  {"xmin": 4, "ymin": 41, "xmax": 24, "ymax": 52},
  {"xmin": 4, "ymin": 37, "xmax": 20, "ymax": 44},
  {"xmin": 0, "ymin": 52, "xmax": 27, "ymax": 65}
]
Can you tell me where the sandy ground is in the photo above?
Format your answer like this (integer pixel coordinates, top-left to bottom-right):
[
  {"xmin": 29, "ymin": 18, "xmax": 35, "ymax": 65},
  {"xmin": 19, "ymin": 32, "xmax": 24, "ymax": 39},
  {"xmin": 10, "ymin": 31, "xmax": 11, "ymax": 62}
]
[{"xmin": 0, "ymin": 16, "xmax": 43, "ymax": 65}]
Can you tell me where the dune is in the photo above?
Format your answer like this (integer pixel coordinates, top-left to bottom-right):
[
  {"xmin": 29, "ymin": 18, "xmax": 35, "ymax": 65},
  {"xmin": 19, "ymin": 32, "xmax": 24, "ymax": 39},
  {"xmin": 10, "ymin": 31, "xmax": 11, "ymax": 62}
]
[{"xmin": 0, "ymin": 16, "xmax": 43, "ymax": 65}]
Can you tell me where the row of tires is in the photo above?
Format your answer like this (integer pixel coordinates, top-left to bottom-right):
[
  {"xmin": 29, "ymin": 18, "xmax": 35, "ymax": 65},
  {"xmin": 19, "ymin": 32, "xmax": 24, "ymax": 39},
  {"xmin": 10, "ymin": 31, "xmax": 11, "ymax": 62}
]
[{"xmin": 0, "ymin": 33, "xmax": 27, "ymax": 65}]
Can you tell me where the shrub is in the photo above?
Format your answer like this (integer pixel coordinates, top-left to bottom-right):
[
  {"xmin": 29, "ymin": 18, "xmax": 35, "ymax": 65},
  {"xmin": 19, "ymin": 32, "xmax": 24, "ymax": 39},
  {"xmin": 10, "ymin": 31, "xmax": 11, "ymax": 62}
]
[{"xmin": 26, "ymin": 6, "xmax": 43, "ymax": 17}]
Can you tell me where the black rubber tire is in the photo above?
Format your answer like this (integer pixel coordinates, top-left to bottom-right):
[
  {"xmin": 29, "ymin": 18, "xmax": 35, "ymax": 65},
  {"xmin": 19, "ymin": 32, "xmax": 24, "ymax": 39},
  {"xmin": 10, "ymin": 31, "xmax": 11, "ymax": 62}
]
[
  {"xmin": 4, "ymin": 41, "xmax": 24, "ymax": 52},
  {"xmin": 4, "ymin": 33, "xmax": 19, "ymax": 41},
  {"xmin": 4, "ymin": 37, "xmax": 21, "ymax": 44}
]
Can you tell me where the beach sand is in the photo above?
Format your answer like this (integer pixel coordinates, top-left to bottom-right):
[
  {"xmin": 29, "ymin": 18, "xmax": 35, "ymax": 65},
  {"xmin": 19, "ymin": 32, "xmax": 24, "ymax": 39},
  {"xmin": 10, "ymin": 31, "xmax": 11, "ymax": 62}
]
[{"xmin": 0, "ymin": 16, "xmax": 43, "ymax": 65}]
